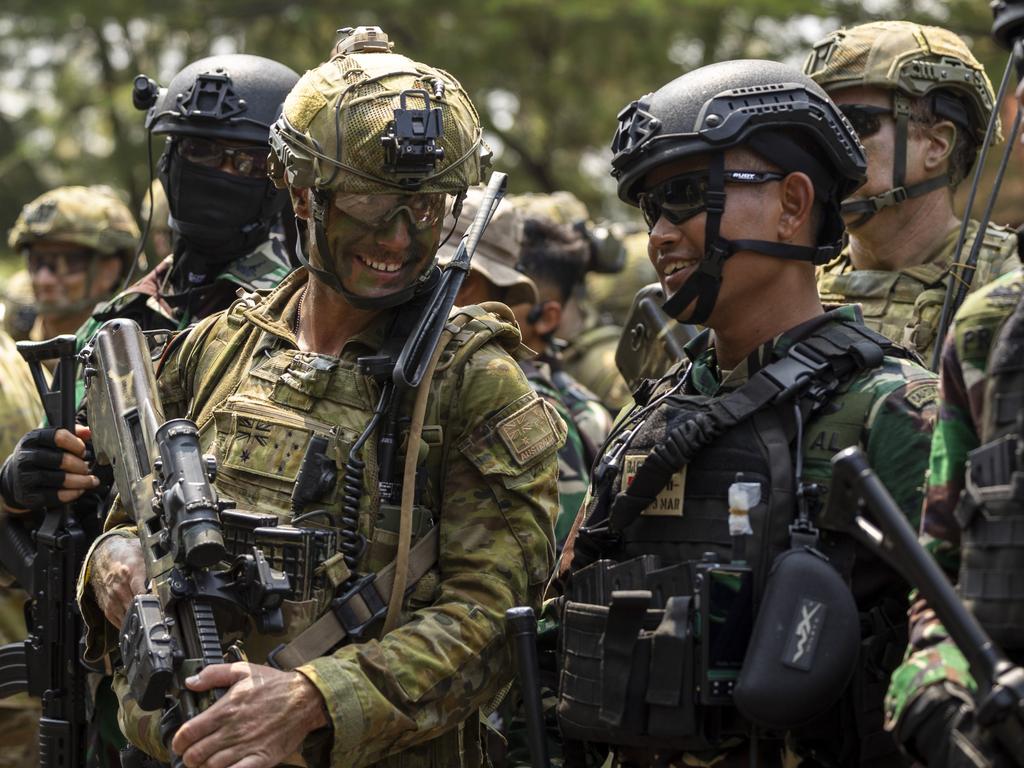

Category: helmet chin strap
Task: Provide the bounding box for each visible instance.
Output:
[660,153,822,325]
[841,92,951,229]
[296,189,439,311]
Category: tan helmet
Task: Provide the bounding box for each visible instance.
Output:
[269,27,487,196]
[9,185,140,260]
[804,21,998,145]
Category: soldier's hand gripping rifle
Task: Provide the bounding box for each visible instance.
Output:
[0,335,87,768]
[82,319,291,765]
[829,447,1024,766]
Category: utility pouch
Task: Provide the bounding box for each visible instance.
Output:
[733,547,859,729]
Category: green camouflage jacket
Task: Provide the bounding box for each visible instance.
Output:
[76,268,560,768]
[885,268,1024,731]
[557,306,937,766]
[560,324,632,414]
[817,220,1020,366]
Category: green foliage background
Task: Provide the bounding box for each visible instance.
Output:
[0,0,1019,279]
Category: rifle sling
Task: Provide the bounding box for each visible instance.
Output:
[271,526,439,670]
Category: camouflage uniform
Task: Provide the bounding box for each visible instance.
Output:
[77,33,559,768]
[76,269,560,767]
[558,306,938,767]
[0,329,45,768]
[818,221,1020,364]
[884,268,1024,731]
[806,22,1013,366]
[1,269,35,342]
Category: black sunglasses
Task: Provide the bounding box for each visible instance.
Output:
[638,170,785,229]
[177,137,270,178]
[838,104,891,140]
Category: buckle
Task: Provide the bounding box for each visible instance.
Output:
[329,573,387,640]
[763,343,829,401]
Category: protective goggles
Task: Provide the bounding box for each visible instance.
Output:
[638,170,784,229]
[838,104,890,140]
[331,191,448,232]
[26,248,96,277]
[177,137,270,178]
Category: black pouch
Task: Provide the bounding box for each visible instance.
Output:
[733,547,859,729]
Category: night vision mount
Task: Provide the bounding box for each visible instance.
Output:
[381,89,445,187]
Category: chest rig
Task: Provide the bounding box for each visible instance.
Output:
[817,223,1016,363]
[558,319,892,756]
[177,291,519,665]
[957,291,1024,650]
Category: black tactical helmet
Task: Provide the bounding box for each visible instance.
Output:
[993,0,1024,51]
[140,54,299,143]
[132,54,300,263]
[610,60,867,322]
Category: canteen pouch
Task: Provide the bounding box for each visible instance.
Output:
[733,546,859,729]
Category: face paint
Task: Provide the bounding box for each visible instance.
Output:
[313,205,442,301]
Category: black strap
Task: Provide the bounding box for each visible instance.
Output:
[609,320,887,531]
[646,595,691,707]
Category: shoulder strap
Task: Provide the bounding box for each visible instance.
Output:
[981,294,1024,444]
[608,321,887,530]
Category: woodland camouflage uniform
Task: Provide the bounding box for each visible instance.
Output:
[885,268,1024,729]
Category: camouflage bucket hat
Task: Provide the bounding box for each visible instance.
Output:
[9,185,140,258]
[437,186,538,306]
[804,20,1000,144]
[269,32,487,195]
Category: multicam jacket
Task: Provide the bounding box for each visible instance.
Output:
[557,306,937,767]
[76,268,560,768]
[817,220,1020,366]
[885,268,1024,730]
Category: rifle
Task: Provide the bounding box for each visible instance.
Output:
[0,335,87,768]
[615,282,697,391]
[82,319,291,766]
[828,447,1024,765]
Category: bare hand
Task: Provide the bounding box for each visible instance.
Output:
[90,535,146,628]
[172,662,328,768]
[0,425,98,511]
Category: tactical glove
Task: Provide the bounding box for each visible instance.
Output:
[901,683,1017,767]
[0,427,70,510]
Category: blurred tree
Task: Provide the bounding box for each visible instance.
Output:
[0,0,1018,273]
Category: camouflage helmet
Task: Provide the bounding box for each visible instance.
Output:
[8,185,140,260]
[268,27,487,195]
[804,21,999,145]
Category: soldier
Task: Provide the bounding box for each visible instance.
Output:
[553,60,938,767]
[0,329,44,768]
[805,21,1020,367]
[16,29,559,768]
[139,177,172,267]
[883,266,1023,767]
[77,53,300,343]
[8,185,139,341]
[439,189,608,550]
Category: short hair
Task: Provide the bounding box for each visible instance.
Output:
[909,94,977,190]
[516,217,590,304]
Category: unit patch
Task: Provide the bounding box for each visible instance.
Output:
[904,382,938,411]
[622,453,685,516]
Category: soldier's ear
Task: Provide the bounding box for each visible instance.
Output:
[777,171,815,245]
[923,120,957,172]
[291,187,312,220]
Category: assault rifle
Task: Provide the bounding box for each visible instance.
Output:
[0,335,87,768]
[82,319,291,766]
[829,447,1024,766]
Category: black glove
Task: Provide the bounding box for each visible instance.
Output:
[901,684,1017,767]
[0,427,69,510]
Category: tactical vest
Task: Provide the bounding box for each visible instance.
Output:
[558,319,905,763]
[957,291,1024,650]
[817,221,1017,364]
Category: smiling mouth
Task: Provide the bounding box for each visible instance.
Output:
[356,254,406,273]
[661,257,700,278]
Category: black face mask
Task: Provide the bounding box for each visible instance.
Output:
[159,144,289,266]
